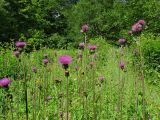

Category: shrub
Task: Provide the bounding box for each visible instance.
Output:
[141,33,160,84]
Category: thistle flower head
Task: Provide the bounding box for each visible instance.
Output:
[47,96,52,101]
[88,45,97,53]
[131,20,145,33]
[15,41,26,48]
[118,38,125,43]
[89,62,94,67]
[88,45,97,50]
[79,42,85,49]
[131,23,141,32]
[13,51,20,58]
[99,76,105,83]
[119,61,125,70]
[59,55,72,65]
[32,66,37,73]
[81,24,89,33]
[42,59,49,64]
[43,54,48,58]
[128,31,132,35]
[0,78,11,87]
[138,20,145,25]
[79,42,85,47]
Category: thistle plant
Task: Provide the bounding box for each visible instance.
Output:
[59,55,72,120]
[129,19,146,120]
[0,78,12,119]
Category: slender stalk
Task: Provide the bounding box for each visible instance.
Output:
[33,73,37,120]
[92,59,96,120]
[133,51,138,119]
[66,75,69,120]
[23,58,29,120]
[38,78,41,120]
[138,38,145,120]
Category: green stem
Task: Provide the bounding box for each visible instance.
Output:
[66,76,69,120]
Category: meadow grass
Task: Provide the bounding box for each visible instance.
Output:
[0,41,160,120]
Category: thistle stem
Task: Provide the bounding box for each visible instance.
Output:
[66,76,69,120]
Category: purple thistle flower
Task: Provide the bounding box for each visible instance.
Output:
[43,54,48,58]
[88,45,97,53]
[59,55,72,65]
[138,20,145,25]
[59,55,72,70]
[60,111,63,118]
[32,66,37,73]
[42,59,49,65]
[128,31,132,36]
[132,23,143,32]
[88,45,97,50]
[89,62,94,67]
[13,51,20,58]
[79,42,85,47]
[81,24,89,33]
[119,61,125,70]
[99,76,105,83]
[118,38,125,43]
[0,78,11,87]
[47,96,52,101]
[15,41,26,48]
[79,42,85,49]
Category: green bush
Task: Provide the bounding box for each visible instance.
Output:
[46,33,66,49]
[141,34,160,84]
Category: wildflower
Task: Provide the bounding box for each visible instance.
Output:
[132,23,142,32]
[0,78,11,88]
[131,20,145,33]
[99,76,105,83]
[128,31,132,35]
[47,96,52,101]
[89,62,94,67]
[42,59,49,66]
[32,66,37,73]
[13,51,20,58]
[119,61,125,70]
[60,111,63,118]
[88,45,97,53]
[59,55,72,69]
[79,42,85,50]
[43,54,48,58]
[81,24,89,33]
[118,38,125,43]
[138,20,145,25]
[15,41,26,48]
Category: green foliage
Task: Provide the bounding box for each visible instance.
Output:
[140,33,160,84]
[45,33,66,48]
[1,0,160,48]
